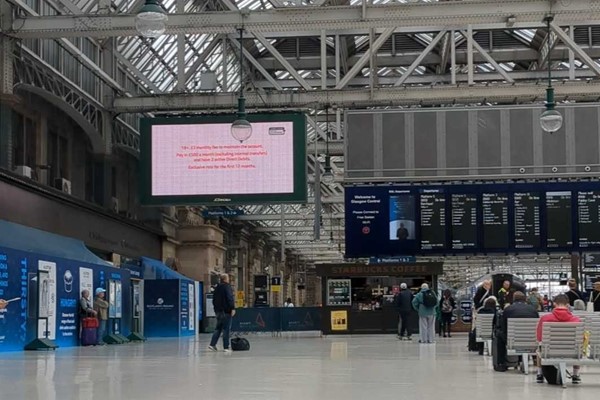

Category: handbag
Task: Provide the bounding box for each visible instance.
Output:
[231,336,250,351]
[587,292,600,312]
[82,317,99,329]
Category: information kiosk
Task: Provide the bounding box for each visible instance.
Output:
[318,262,443,335]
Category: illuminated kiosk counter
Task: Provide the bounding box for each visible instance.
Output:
[317,262,443,335]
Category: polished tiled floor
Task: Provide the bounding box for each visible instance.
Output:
[0,334,598,400]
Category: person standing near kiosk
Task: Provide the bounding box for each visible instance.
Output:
[412,283,438,344]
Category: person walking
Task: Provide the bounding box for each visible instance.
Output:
[473,280,492,310]
[412,283,438,344]
[284,297,294,308]
[395,283,414,340]
[93,288,109,345]
[591,281,600,312]
[439,289,456,338]
[208,274,236,353]
[527,288,543,312]
[565,279,585,306]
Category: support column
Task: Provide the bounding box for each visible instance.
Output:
[0,0,14,170]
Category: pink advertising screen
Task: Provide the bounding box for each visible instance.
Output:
[151,121,294,196]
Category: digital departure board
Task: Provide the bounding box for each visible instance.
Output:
[451,194,477,250]
[482,193,509,249]
[514,192,541,249]
[578,191,600,247]
[546,191,573,248]
[344,182,600,258]
[420,190,446,250]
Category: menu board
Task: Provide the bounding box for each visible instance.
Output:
[578,191,600,247]
[420,190,446,250]
[327,279,351,306]
[514,192,541,249]
[451,194,477,249]
[546,191,573,248]
[482,193,509,249]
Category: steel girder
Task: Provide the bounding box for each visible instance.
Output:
[9,1,600,39]
[14,46,141,155]
[112,81,600,113]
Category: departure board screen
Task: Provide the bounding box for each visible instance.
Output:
[451,194,477,250]
[420,190,446,250]
[578,191,600,247]
[344,182,600,258]
[546,191,573,248]
[482,193,509,249]
[514,192,541,249]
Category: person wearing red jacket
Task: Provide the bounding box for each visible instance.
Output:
[535,294,581,384]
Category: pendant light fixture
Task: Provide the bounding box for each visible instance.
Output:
[539,15,563,133]
[231,27,252,143]
[136,0,168,38]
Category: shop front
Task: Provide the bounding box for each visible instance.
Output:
[317,262,443,335]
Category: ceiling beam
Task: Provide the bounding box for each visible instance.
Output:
[112,80,600,113]
[10,1,598,39]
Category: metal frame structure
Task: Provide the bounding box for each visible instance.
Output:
[2,0,600,266]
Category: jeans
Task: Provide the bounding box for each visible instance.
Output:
[419,315,436,343]
[441,313,453,336]
[97,319,107,343]
[399,311,411,337]
[210,312,232,349]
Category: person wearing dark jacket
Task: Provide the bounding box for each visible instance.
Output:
[565,279,586,306]
[473,280,492,310]
[439,289,456,338]
[208,274,236,352]
[592,281,600,312]
[494,291,539,371]
[475,297,497,355]
[395,283,414,340]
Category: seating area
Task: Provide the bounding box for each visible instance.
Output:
[483,311,600,388]
[475,314,495,356]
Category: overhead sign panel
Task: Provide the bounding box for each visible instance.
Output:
[345,181,600,258]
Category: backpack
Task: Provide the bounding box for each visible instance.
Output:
[442,298,453,313]
[528,294,540,310]
[422,290,437,308]
[231,337,250,351]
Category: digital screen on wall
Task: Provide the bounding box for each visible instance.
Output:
[345,181,600,258]
[140,113,307,205]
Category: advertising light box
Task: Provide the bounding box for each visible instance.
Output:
[140,113,307,205]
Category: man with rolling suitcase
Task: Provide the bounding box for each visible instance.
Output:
[208,274,236,353]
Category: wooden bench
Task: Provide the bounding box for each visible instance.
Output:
[506,318,539,374]
[475,314,495,356]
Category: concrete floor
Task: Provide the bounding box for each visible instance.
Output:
[0,334,598,400]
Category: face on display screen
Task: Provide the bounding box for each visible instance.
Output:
[151,121,295,196]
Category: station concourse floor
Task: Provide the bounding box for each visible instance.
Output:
[0,334,598,400]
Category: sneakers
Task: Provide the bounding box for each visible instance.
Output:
[208,345,218,352]
[572,375,581,384]
[223,348,232,354]
[536,374,544,384]
[407,336,412,341]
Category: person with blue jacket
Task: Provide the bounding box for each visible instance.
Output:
[412,283,438,344]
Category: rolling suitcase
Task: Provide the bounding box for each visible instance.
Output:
[81,317,99,346]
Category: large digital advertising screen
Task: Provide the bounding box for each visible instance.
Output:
[140,113,307,205]
[345,181,600,258]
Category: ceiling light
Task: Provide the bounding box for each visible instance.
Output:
[136,0,168,38]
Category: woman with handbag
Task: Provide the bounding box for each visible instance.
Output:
[79,289,98,346]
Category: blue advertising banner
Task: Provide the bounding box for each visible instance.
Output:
[0,249,28,352]
[144,280,179,337]
[280,307,322,332]
[231,308,280,333]
[179,280,190,335]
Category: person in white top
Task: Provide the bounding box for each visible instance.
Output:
[284,297,294,307]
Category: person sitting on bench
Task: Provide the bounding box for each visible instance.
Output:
[535,294,581,384]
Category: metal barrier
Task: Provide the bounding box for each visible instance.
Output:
[231,307,322,333]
